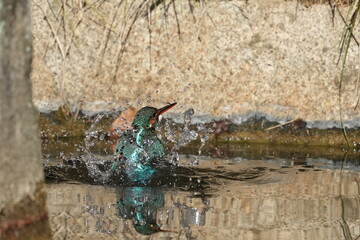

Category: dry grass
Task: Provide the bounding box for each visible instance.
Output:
[32,0,205,115]
[298,0,353,7]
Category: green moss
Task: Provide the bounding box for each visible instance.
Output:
[38,109,360,151]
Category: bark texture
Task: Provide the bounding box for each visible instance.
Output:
[0,0,44,213]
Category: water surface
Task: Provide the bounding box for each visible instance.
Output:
[43,138,360,239]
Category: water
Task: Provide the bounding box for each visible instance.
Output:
[38,110,360,239]
[42,135,360,240]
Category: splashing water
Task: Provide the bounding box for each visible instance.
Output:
[183,108,194,131]
[84,154,114,184]
[82,107,213,182]
[196,123,211,156]
[84,113,117,184]
[85,114,105,151]
[164,108,197,150]
[164,108,212,166]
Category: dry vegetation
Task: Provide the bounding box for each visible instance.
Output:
[297,0,353,7]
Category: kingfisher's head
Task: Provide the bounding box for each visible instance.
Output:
[131,102,177,129]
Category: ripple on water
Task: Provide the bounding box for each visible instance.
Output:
[45,154,360,240]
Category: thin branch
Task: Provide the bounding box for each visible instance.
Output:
[47,0,59,20]
[33,0,66,60]
[188,0,197,22]
[144,0,166,16]
[41,3,64,59]
[108,0,149,91]
[337,2,360,149]
[328,0,336,26]
[336,6,360,49]
[172,0,181,38]
[60,0,67,47]
[97,0,124,69]
[147,4,153,70]
[354,43,360,110]
[64,8,83,57]
[162,1,173,39]
[265,119,297,131]
[87,16,118,35]
[231,3,250,22]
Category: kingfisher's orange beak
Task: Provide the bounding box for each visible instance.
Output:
[148,102,177,127]
[157,102,177,116]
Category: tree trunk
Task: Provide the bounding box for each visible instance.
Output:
[0,0,51,238]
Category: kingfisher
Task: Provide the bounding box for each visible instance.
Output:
[111,102,177,183]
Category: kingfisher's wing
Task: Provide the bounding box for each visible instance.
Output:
[112,130,135,170]
[144,138,165,160]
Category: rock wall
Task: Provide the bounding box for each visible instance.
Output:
[31,0,360,128]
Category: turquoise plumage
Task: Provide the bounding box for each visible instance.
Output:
[112,103,176,183]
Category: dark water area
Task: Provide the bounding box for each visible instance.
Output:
[41,137,360,240]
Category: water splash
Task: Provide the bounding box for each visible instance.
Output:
[164,108,212,166]
[84,113,105,152]
[164,108,197,151]
[84,113,116,184]
[195,123,211,156]
[84,154,113,184]
[80,107,213,183]
[183,108,194,131]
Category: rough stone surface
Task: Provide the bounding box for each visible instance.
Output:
[31,0,360,127]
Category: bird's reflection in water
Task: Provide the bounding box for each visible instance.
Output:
[115,187,169,235]
[115,186,209,236]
